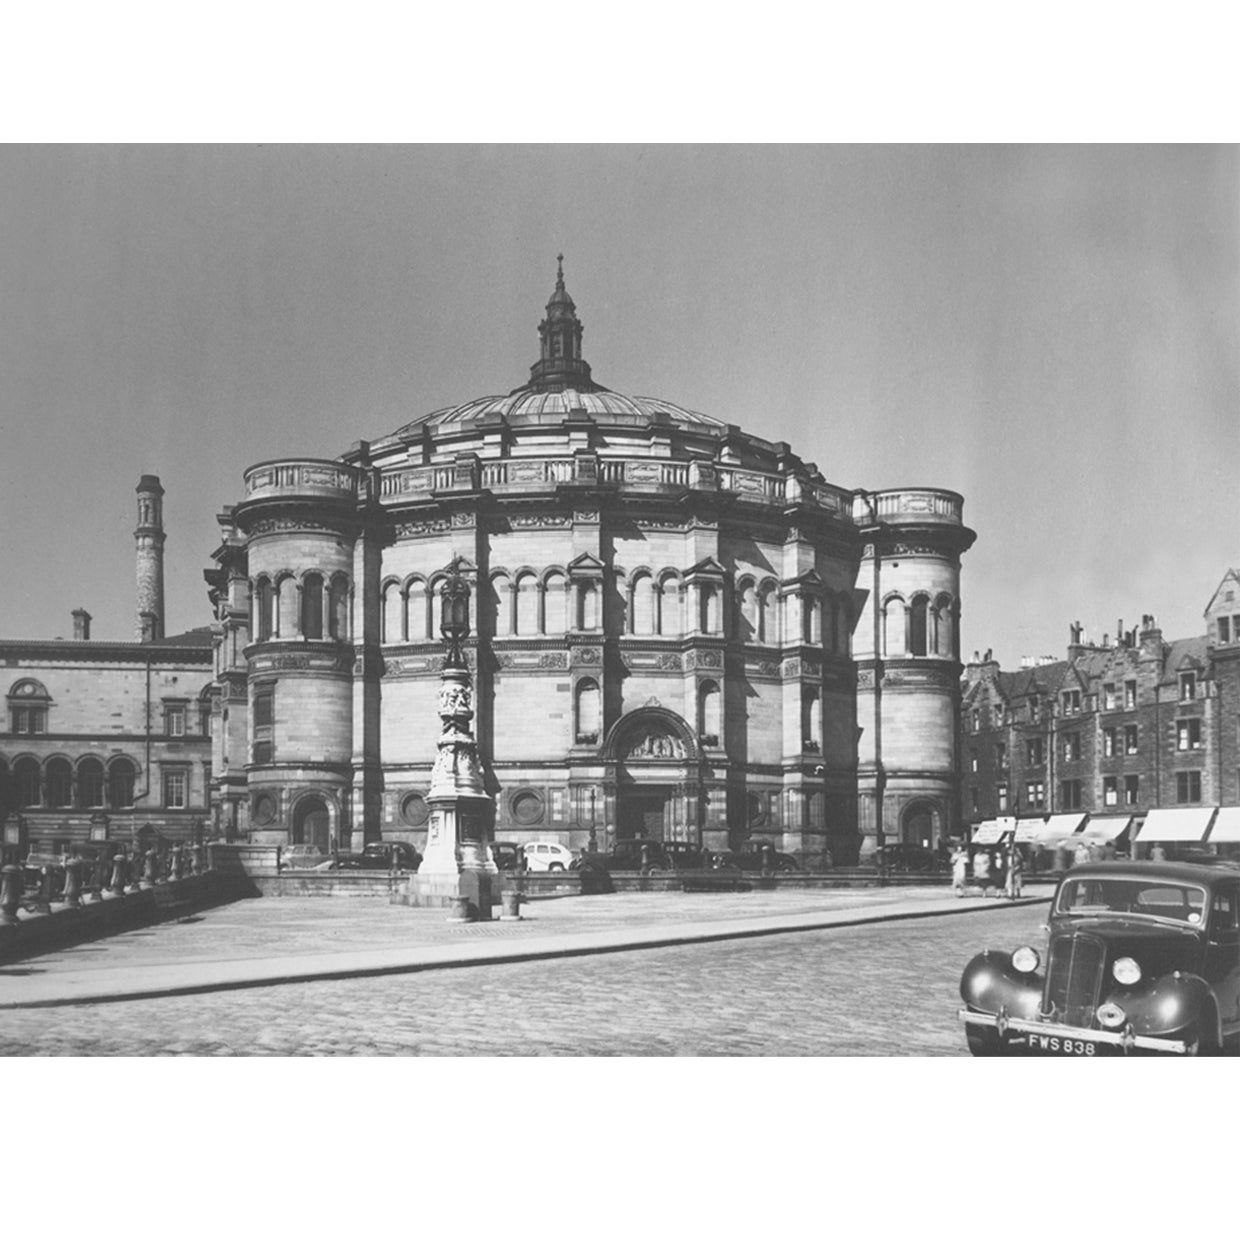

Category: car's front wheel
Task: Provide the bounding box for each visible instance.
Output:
[548,863,564,872]
[1188,1001,1224,1056]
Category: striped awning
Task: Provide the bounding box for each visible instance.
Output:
[1134,807,1217,843]
[1079,816,1133,842]
[1207,806,1240,844]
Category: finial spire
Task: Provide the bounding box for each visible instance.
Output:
[556,253,564,286]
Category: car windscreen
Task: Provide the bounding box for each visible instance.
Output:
[1055,877,1207,925]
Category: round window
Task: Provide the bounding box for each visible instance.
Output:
[400,792,429,827]
[511,789,544,825]
[252,794,276,826]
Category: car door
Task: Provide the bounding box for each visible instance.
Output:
[1205,881,1240,1038]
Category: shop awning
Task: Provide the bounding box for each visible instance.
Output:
[1207,806,1240,844]
[1030,813,1088,843]
[1014,817,1048,842]
[972,819,1016,845]
[1134,807,1217,843]
[1079,816,1133,842]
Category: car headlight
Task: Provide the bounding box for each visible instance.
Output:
[1011,946,1040,974]
[1097,1002,1127,1029]
[1112,957,1142,986]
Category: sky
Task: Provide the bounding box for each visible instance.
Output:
[1,144,1235,666]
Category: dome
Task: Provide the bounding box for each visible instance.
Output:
[383,258,727,443]
[390,387,726,437]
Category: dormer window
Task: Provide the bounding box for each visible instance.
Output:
[1062,689,1081,715]
[1179,672,1197,702]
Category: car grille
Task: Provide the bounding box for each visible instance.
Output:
[1044,934,1105,1027]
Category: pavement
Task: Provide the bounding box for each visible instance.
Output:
[0,884,1048,1010]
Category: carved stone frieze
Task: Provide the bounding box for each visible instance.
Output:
[510,513,569,530]
[622,729,686,761]
[249,517,344,536]
[452,511,476,528]
[396,518,451,538]
[573,510,600,524]
[573,647,602,665]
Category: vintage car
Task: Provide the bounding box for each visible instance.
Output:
[711,839,801,873]
[958,860,1240,1056]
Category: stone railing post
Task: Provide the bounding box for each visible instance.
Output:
[1,863,21,925]
[171,844,185,881]
[63,857,85,908]
[142,847,160,887]
[110,851,129,896]
[86,852,107,902]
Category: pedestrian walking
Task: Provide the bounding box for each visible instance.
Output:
[1074,840,1091,868]
[951,845,968,897]
[972,847,991,896]
[1006,844,1023,898]
[991,847,1006,898]
[1151,842,1167,863]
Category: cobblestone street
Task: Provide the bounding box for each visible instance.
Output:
[0,894,1048,1055]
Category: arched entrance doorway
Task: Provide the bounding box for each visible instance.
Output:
[901,799,940,849]
[603,707,703,845]
[292,795,332,853]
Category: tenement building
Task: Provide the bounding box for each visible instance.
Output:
[206,263,976,865]
[0,476,215,854]
[961,568,1240,832]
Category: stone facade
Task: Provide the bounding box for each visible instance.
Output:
[0,477,215,852]
[961,567,1240,828]
[207,264,975,865]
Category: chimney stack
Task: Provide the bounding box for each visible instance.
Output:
[135,475,166,642]
[72,608,92,641]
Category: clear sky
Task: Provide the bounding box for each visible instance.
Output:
[1,144,1235,665]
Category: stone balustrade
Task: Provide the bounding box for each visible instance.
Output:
[852,488,965,526]
[244,459,359,502]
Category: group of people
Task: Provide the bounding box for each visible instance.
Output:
[951,839,1023,899]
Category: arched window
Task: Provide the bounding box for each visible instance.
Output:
[631,574,655,636]
[758,586,777,644]
[108,759,137,810]
[301,572,324,639]
[46,757,72,808]
[910,596,929,657]
[577,580,599,631]
[883,598,906,656]
[544,572,567,635]
[574,679,600,744]
[382,582,402,644]
[329,576,350,640]
[277,575,299,638]
[802,687,822,753]
[254,579,274,641]
[699,681,721,746]
[78,757,105,809]
[739,583,758,642]
[492,576,512,637]
[515,573,539,636]
[660,576,683,637]
[824,594,838,653]
[934,594,954,657]
[407,580,429,641]
[700,583,721,634]
[15,757,42,807]
[802,595,821,644]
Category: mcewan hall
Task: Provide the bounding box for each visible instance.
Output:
[3,264,976,867]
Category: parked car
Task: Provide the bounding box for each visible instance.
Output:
[660,841,712,871]
[523,841,575,872]
[361,841,422,871]
[490,841,523,871]
[877,844,944,874]
[573,838,672,873]
[712,839,800,873]
[958,860,1240,1056]
[281,844,327,870]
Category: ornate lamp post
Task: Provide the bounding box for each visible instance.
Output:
[408,557,498,917]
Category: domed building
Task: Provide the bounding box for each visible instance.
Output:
[205,261,975,866]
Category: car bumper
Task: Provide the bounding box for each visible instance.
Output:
[958,1008,1189,1055]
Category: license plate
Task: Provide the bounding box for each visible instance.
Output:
[1029,1033,1098,1056]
